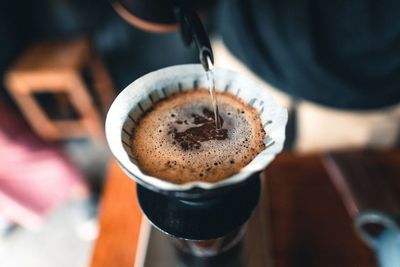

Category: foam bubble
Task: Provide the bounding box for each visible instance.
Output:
[131,89,265,184]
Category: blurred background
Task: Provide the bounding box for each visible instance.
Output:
[0,0,199,266]
[1,0,400,266]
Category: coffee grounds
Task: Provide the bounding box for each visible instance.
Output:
[173,108,228,151]
[131,89,265,184]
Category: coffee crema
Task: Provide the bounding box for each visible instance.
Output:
[130,89,265,184]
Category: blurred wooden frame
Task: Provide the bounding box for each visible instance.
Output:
[4,38,115,143]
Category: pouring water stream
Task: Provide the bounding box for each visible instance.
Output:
[204,54,221,131]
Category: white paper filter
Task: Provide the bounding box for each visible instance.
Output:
[106,64,288,191]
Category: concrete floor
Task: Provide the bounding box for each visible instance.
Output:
[0,139,109,267]
[0,200,98,267]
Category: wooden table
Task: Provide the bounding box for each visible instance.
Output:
[90,151,400,267]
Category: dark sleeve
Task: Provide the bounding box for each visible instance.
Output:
[215,0,400,109]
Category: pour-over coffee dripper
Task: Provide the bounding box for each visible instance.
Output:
[105,64,287,256]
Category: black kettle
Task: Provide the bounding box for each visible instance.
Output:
[112,0,217,70]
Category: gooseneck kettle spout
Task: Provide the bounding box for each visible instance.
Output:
[112,0,216,71]
[175,7,214,71]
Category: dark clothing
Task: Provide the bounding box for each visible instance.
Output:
[0,0,198,94]
[216,0,400,109]
[2,0,400,109]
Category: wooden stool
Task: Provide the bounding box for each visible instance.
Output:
[4,38,114,143]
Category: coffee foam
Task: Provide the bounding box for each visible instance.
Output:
[131,89,265,184]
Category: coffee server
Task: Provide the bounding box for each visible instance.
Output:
[106,61,288,266]
[107,1,287,266]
